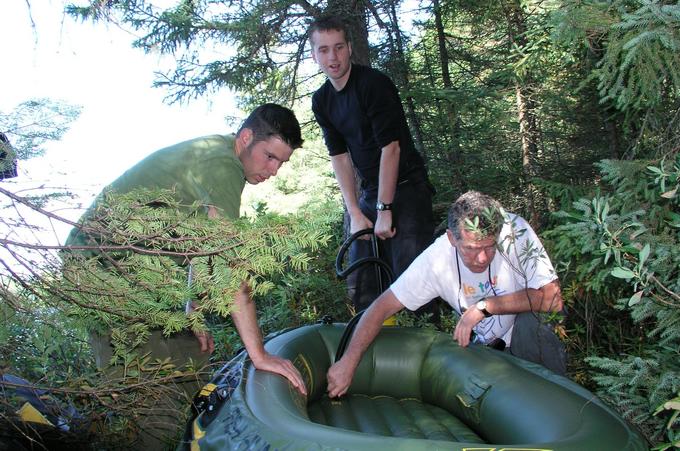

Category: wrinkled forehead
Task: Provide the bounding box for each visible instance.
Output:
[459,227,497,246]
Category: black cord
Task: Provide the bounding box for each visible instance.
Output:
[334,228,395,361]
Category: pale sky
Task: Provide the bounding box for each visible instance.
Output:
[0,0,250,254]
[1,0,240,208]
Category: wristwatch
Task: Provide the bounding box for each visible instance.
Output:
[376,201,393,211]
[476,299,492,318]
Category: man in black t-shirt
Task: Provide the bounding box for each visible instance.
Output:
[309,15,437,316]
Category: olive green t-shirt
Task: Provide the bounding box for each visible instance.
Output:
[66,134,245,246]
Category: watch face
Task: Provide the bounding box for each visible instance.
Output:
[476,300,491,318]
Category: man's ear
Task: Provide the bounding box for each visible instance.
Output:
[238,127,254,149]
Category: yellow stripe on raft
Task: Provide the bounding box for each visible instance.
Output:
[382,315,397,326]
[199,383,217,397]
[190,417,206,451]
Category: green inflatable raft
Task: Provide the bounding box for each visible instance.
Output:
[185,323,646,450]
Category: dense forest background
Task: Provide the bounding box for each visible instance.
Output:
[1,0,678,449]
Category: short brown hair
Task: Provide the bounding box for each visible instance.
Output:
[308,15,351,46]
[237,103,303,150]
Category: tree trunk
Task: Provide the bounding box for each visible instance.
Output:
[388,2,427,158]
[433,0,463,190]
[515,82,540,220]
[325,0,370,65]
[605,116,621,158]
[502,0,541,224]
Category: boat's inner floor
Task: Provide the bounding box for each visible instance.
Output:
[307,394,485,443]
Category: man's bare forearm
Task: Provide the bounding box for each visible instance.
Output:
[331,153,361,215]
[231,282,267,362]
[377,140,400,206]
[337,289,404,368]
[484,280,563,315]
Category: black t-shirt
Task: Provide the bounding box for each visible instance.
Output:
[312,64,426,189]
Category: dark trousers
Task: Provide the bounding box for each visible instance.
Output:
[347,179,437,317]
[90,331,210,450]
[508,312,568,376]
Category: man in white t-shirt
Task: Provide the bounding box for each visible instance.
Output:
[327,191,567,398]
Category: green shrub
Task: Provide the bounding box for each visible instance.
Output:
[546,155,679,447]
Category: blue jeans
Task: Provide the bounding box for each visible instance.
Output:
[346,179,436,315]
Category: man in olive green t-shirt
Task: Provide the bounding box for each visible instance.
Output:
[65,104,307,447]
[97,133,246,219]
[67,103,307,392]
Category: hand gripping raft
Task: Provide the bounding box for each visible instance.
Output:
[183,324,647,451]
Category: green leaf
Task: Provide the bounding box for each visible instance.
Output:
[639,243,650,266]
[614,249,622,266]
[628,290,643,306]
[622,245,640,254]
[611,267,636,279]
[669,212,680,228]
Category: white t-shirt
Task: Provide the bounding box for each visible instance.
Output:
[391,214,557,345]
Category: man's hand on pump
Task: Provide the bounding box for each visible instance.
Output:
[349,211,374,240]
[374,210,395,239]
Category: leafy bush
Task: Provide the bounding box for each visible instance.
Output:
[546,155,679,447]
[1,187,347,448]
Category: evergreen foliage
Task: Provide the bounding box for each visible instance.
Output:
[0,98,82,160]
[551,0,680,158]
[596,1,680,111]
[547,154,679,447]
[66,0,319,105]
[60,187,336,359]
[1,184,347,446]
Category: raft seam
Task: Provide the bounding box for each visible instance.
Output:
[400,398,430,439]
